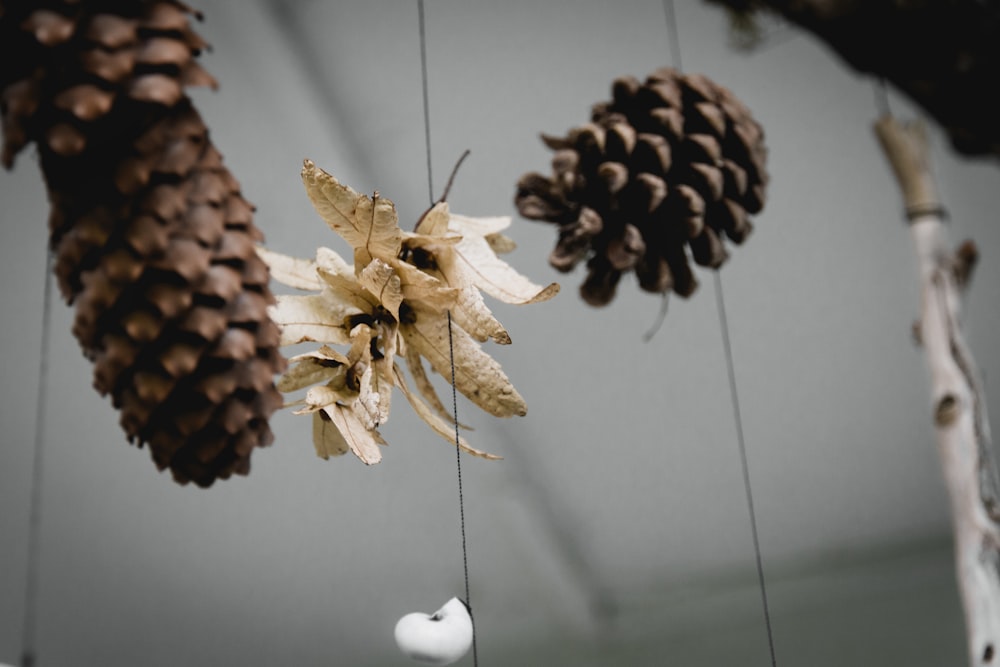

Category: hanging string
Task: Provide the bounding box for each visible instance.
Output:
[417,1,478,664]
[418,0,434,205]
[662,2,777,664]
[21,251,54,667]
[447,311,477,665]
[713,274,778,667]
[662,0,683,72]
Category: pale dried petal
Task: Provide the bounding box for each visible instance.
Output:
[277,348,347,393]
[322,403,384,464]
[278,346,349,392]
[393,364,499,460]
[450,281,510,344]
[316,269,377,314]
[402,233,462,252]
[448,211,511,237]
[358,258,403,320]
[304,384,341,409]
[355,363,389,429]
[256,246,322,291]
[313,412,349,459]
[403,308,527,418]
[449,213,560,305]
[414,201,450,236]
[316,246,355,278]
[301,159,402,267]
[486,233,517,255]
[393,261,459,311]
[403,339,471,429]
[346,322,375,366]
[373,321,400,409]
[269,294,354,346]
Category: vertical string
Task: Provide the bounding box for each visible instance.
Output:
[662,1,777,664]
[417,0,434,205]
[713,274,778,667]
[21,252,54,667]
[447,312,477,665]
[662,0,683,71]
[417,1,478,664]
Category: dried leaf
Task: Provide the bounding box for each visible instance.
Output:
[301,159,402,267]
[414,201,451,236]
[358,258,403,320]
[277,346,348,393]
[403,340,472,429]
[269,294,354,346]
[303,384,341,410]
[450,280,511,344]
[393,364,499,460]
[313,411,349,459]
[403,304,527,418]
[392,260,458,311]
[322,403,384,464]
[410,205,558,343]
[355,362,390,429]
[317,268,378,314]
[486,233,517,255]
[256,246,322,291]
[316,246,355,278]
[449,212,560,305]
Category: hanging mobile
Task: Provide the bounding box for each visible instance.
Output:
[396,3,479,664]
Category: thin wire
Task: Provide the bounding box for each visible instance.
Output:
[448,312,477,665]
[21,252,54,667]
[713,273,778,667]
[663,0,683,71]
[662,0,777,662]
[418,2,477,663]
[418,0,434,203]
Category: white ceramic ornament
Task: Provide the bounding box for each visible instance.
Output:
[394,597,473,665]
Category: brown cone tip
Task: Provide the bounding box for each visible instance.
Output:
[514,67,768,307]
[1,0,286,487]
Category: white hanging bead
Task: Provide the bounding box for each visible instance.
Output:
[394,597,473,665]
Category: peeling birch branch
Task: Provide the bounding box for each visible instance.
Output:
[874,115,1000,667]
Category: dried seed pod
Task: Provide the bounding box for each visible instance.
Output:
[515,67,768,307]
[0,1,285,486]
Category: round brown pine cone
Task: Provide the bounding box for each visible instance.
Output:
[0,1,285,486]
[515,67,768,306]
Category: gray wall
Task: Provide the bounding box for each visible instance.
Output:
[1,1,997,664]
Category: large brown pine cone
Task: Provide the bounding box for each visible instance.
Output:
[515,67,768,306]
[0,0,285,487]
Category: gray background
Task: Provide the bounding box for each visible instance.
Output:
[2,1,999,665]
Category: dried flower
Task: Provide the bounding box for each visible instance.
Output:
[259,160,558,463]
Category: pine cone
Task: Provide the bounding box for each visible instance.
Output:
[0,1,285,487]
[515,67,768,306]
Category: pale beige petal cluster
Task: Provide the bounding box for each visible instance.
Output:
[259,159,558,464]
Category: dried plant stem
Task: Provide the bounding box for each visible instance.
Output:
[875,115,1000,667]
